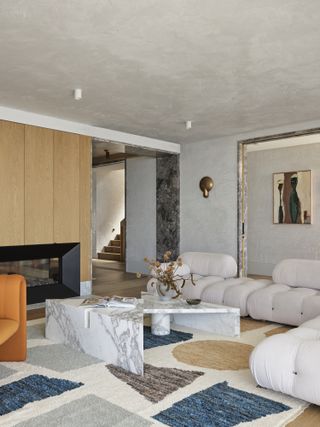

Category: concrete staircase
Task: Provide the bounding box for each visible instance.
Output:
[98,234,121,261]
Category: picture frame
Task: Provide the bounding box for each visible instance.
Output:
[273,170,311,224]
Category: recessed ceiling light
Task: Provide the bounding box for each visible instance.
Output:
[185,120,192,130]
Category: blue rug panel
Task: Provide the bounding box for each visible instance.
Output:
[144,326,193,349]
[0,374,83,416]
[153,381,291,427]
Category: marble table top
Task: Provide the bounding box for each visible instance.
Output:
[142,293,239,314]
[52,294,239,317]
[53,297,144,323]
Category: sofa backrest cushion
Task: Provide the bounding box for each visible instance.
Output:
[273,259,320,290]
[180,252,237,278]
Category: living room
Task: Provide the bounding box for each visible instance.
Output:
[1,1,320,426]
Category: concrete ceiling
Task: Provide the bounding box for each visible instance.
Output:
[1,0,320,143]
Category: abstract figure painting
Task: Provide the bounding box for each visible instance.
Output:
[273,170,311,224]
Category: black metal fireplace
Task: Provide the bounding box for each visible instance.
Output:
[0,243,80,304]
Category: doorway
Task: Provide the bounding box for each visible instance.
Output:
[92,140,126,272]
[238,128,320,278]
[91,138,176,297]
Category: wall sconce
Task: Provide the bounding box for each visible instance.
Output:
[199,176,214,198]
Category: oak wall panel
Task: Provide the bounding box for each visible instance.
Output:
[0,121,25,245]
[25,125,54,244]
[79,135,92,281]
[0,121,92,283]
[53,131,80,243]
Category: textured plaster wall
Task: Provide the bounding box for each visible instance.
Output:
[180,120,320,269]
[180,138,237,259]
[247,144,320,275]
[126,157,157,274]
[92,163,125,256]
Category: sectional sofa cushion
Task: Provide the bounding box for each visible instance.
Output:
[179,276,223,300]
[201,278,271,316]
[180,252,237,278]
[247,285,320,326]
[250,315,320,405]
[273,258,320,290]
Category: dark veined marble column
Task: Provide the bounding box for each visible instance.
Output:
[156,154,180,260]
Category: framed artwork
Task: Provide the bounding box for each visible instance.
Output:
[273,170,311,224]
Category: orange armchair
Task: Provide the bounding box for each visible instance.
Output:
[0,274,27,361]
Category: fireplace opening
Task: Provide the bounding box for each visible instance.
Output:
[0,258,60,287]
[0,243,80,305]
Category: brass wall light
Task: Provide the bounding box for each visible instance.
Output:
[199,176,214,198]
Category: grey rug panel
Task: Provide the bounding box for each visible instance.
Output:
[0,365,16,380]
[27,323,45,340]
[15,394,151,427]
[27,344,101,372]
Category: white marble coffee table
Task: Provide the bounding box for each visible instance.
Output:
[142,293,240,337]
[45,295,240,375]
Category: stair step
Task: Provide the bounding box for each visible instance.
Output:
[98,252,121,261]
[103,245,120,254]
[110,240,121,247]
[115,234,121,240]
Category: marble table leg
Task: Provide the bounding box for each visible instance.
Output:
[151,313,171,335]
[173,312,240,337]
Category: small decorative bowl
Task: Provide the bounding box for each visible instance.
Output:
[186,299,201,305]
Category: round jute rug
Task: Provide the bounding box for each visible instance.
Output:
[172,340,254,370]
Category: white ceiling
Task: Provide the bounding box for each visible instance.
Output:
[1,0,320,143]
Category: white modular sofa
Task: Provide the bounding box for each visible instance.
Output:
[147,251,237,298]
[247,259,320,326]
[250,315,320,405]
[249,258,320,405]
[179,252,271,316]
[178,252,238,298]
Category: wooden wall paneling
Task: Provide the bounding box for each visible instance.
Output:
[25,125,54,244]
[79,135,92,281]
[53,131,80,243]
[0,121,25,246]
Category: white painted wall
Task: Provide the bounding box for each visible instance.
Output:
[93,164,125,256]
[247,144,320,275]
[126,157,156,274]
[180,119,320,268]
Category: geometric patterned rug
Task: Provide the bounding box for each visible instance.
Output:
[0,317,309,427]
[153,381,291,427]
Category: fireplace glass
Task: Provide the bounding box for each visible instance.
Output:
[0,258,60,287]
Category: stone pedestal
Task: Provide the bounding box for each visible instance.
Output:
[151,313,171,335]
